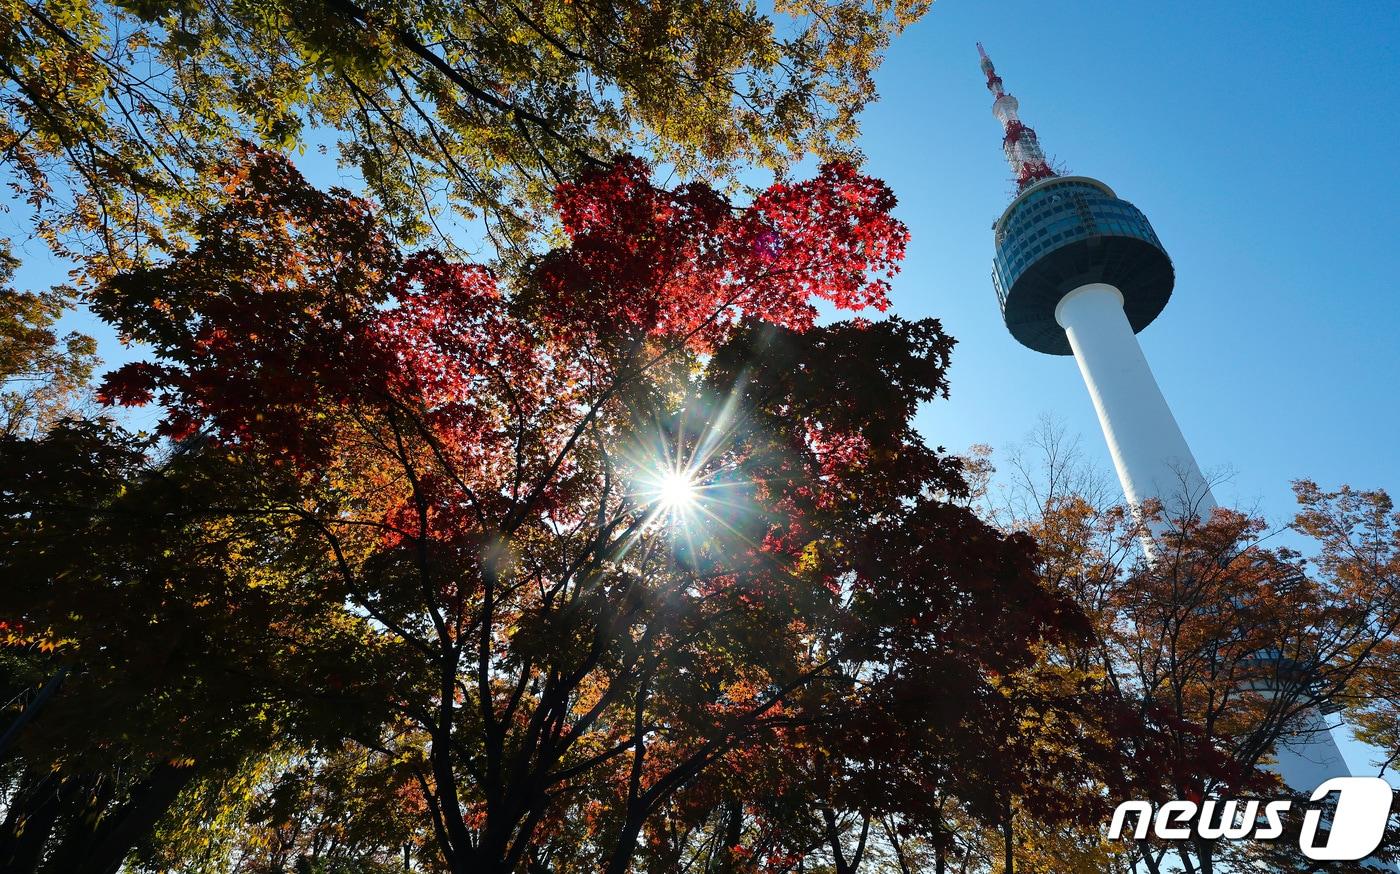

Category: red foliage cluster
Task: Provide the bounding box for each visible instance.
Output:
[535,157,906,350]
[93,149,398,463]
[367,252,551,488]
[97,155,909,476]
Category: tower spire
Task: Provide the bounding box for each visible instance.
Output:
[977,43,1057,190]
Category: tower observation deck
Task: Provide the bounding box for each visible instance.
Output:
[992,175,1174,356]
[976,43,1372,823]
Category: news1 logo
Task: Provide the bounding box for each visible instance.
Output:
[1109,777,1395,861]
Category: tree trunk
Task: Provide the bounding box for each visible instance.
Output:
[1190,836,1213,874]
[0,667,69,760]
[1136,841,1163,874]
[884,817,917,874]
[1175,843,1200,874]
[1001,796,1014,874]
[0,771,64,873]
[43,761,197,874]
[601,815,646,874]
[820,806,853,874]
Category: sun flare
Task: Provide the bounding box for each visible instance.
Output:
[654,469,700,514]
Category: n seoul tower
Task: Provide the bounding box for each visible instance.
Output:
[975,43,1355,796]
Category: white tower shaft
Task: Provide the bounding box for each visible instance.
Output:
[1053,283,1214,522]
[1053,282,1357,800]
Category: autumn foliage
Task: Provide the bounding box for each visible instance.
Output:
[0,147,1135,872]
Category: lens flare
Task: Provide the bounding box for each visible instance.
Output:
[655,469,700,513]
[621,372,758,554]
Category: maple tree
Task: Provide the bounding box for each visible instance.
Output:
[0,242,96,438]
[1294,480,1400,777]
[0,419,410,873]
[190,743,424,873]
[1109,510,1399,873]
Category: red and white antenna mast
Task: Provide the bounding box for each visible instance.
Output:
[977,42,1057,190]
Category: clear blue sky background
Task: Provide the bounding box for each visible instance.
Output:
[866,0,1400,531]
[4,0,1397,777]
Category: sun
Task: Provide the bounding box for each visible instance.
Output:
[654,469,700,514]
[626,384,754,536]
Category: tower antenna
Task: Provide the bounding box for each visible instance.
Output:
[977,43,1057,190]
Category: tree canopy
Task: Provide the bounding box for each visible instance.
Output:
[2,0,929,277]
